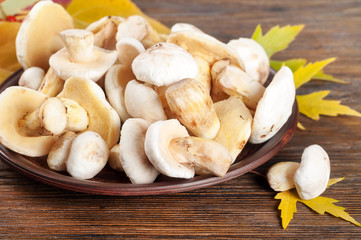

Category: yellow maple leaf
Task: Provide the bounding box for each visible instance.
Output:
[252,24,304,58]
[275,178,361,229]
[0,21,21,84]
[297,91,361,120]
[66,0,170,34]
[275,189,299,229]
[293,58,336,89]
[270,59,347,84]
[299,197,361,227]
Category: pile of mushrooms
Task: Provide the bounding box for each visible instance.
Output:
[0,1,296,184]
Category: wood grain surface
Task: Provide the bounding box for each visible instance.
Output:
[1,0,360,239]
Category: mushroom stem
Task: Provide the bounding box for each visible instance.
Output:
[60,29,95,63]
[18,97,89,136]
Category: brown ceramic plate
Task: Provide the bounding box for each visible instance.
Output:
[0,69,298,196]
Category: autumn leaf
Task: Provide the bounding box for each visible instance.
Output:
[275,178,361,229]
[293,58,336,89]
[270,59,347,84]
[299,197,361,227]
[297,91,361,120]
[275,189,299,229]
[66,0,170,34]
[252,24,304,58]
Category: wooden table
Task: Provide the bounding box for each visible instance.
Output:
[1,0,360,238]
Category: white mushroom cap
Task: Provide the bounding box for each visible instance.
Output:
[124,80,167,123]
[132,42,198,86]
[116,37,145,66]
[66,131,109,180]
[294,145,330,200]
[227,38,270,84]
[0,87,56,157]
[171,23,204,33]
[18,67,44,90]
[249,66,295,144]
[144,119,195,179]
[16,0,73,70]
[120,118,159,184]
[49,29,117,82]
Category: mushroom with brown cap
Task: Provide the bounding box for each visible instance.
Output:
[249,66,295,144]
[294,144,330,200]
[120,118,159,184]
[0,87,57,157]
[132,42,198,86]
[49,29,117,82]
[16,0,73,70]
[57,76,121,148]
[66,131,109,180]
[18,67,44,90]
[227,38,270,85]
[124,80,167,123]
[144,119,195,179]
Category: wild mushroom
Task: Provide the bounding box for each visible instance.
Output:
[47,131,77,171]
[170,136,232,177]
[171,23,204,33]
[144,119,194,179]
[18,67,44,90]
[38,67,64,97]
[0,87,56,157]
[167,30,245,70]
[86,16,124,50]
[16,0,73,70]
[124,80,167,123]
[249,66,295,144]
[210,59,231,102]
[116,37,145,66]
[104,64,133,122]
[227,38,270,84]
[214,64,265,110]
[132,42,198,86]
[57,76,121,148]
[214,96,253,163]
[194,56,211,93]
[66,131,109,180]
[49,29,117,82]
[116,15,161,49]
[120,118,159,184]
[165,78,220,139]
[18,97,88,136]
[294,145,330,200]
[267,161,300,192]
[108,144,123,172]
